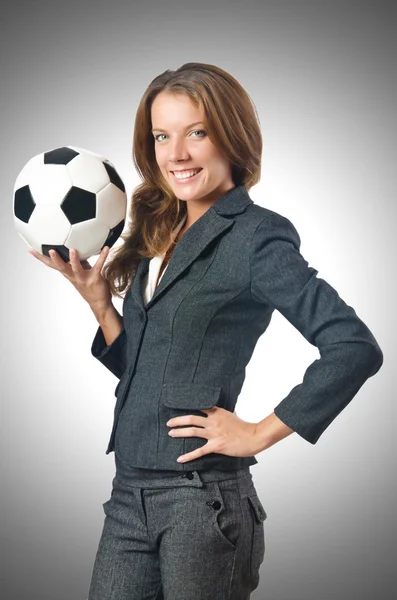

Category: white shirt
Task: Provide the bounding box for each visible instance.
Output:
[142,213,188,307]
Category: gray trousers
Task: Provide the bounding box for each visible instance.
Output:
[87,464,267,600]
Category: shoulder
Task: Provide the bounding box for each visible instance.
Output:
[246,202,296,226]
[245,203,301,249]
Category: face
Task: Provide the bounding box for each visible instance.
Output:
[151,91,235,206]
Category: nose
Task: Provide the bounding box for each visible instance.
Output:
[168,136,190,163]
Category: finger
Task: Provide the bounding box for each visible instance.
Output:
[28,248,60,269]
[68,248,84,274]
[177,447,207,463]
[94,246,110,273]
[48,249,73,278]
[28,248,47,264]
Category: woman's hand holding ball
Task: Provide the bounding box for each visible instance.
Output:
[28,245,113,313]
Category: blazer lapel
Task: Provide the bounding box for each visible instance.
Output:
[145,209,235,310]
[127,185,253,312]
[129,255,150,311]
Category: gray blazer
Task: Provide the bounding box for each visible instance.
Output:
[91,185,383,471]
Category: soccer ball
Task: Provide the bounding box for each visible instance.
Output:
[13,146,127,262]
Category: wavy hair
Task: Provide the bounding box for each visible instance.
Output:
[102,62,263,299]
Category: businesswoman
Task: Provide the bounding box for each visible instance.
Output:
[29,62,383,600]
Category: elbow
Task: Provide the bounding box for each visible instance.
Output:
[362,340,384,377]
[373,344,384,375]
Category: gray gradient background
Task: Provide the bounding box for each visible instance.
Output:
[1,1,395,598]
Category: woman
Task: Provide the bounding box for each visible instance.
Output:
[29,63,383,600]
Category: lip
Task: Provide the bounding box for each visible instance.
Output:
[170,168,202,174]
[170,168,203,183]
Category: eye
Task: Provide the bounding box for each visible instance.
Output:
[191,130,206,138]
[153,130,207,142]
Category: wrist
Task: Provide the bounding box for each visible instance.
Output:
[90,301,115,324]
[254,411,295,452]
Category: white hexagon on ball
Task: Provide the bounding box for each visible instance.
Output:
[29,164,72,206]
[66,153,110,194]
[66,218,110,258]
[97,183,128,229]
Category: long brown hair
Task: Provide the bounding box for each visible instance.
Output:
[103,62,263,299]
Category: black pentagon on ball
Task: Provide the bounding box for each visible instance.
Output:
[44,147,79,165]
[14,185,35,223]
[42,244,70,263]
[103,162,125,193]
[61,187,96,224]
[102,219,125,249]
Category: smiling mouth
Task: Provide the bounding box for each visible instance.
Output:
[170,168,203,182]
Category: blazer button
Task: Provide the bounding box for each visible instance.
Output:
[186,471,194,480]
[206,500,222,510]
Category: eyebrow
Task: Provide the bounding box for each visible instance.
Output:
[151,121,205,133]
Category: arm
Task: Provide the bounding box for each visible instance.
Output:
[90,303,127,380]
[250,212,384,445]
[254,412,296,452]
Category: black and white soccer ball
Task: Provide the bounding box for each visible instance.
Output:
[13,146,127,262]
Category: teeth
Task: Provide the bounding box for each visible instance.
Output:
[173,169,201,180]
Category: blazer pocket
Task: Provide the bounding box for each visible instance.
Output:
[161,382,222,410]
[247,494,267,582]
[159,383,222,458]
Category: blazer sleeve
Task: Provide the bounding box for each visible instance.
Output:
[91,319,128,380]
[250,212,384,444]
